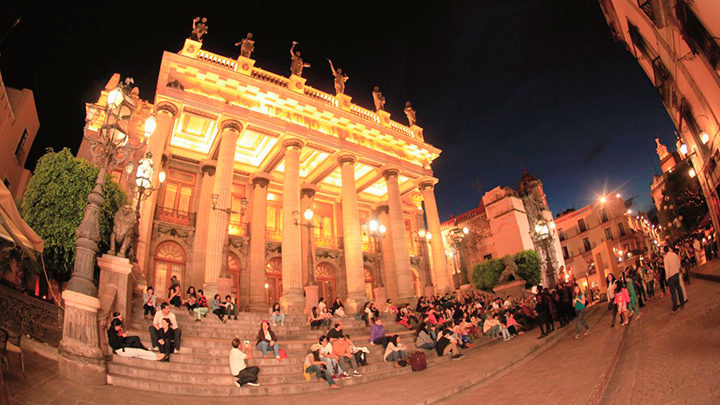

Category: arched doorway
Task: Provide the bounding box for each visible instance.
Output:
[364,267,374,299]
[265,258,282,306]
[315,263,337,304]
[411,267,422,298]
[153,242,186,299]
[228,253,241,298]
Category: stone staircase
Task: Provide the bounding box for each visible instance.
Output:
[106,302,474,396]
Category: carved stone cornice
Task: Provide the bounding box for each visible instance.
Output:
[156,102,179,117]
[262,149,286,173]
[221,119,243,132]
[282,138,304,150]
[311,162,339,185]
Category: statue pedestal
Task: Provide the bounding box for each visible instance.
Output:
[335,93,352,111]
[58,290,106,385]
[130,262,147,295]
[98,254,133,326]
[289,75,306,94]
[424,286,435,298]
[492,279,527,299]
[377,110,392,127]
[235,55,255,76]
[281,288,306,314]
[217,276,232,300]
[180,38,202,58]
[373,286,387,312]
[304,285,319,315]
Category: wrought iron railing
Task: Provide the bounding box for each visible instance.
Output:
[155,207,196,227]
[0,283,64,347]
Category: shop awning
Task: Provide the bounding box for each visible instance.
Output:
[0,182,43,254]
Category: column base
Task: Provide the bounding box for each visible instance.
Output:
[58,290,106,385]
[280,288,305,314]
[373,287,387,312]
[203,281,218,302]
[217,276,232,299]
[424,286,435,298]
[345,290,367,315]
[248,296,268,313]
[303,285,319,315]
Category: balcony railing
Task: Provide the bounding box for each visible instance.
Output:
[0,283,64,347]
[266,227,282,242]
[315,235,341,250]
[229,221,249,237]
[155,207,196,227]
[361,240,374,253]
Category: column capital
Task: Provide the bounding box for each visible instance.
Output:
[375,204,390,215]
[221,119,243,133]
[200,160,217,176]
[282,138,304,150]
[382,168,400,180]
[156,102,179,117]
[250,172,272,188]
[337,154,357,166]
[301,183,318,199]
[418,179,437,191]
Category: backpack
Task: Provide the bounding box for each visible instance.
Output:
[353,351,368,366]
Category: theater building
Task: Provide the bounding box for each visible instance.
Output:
[79,37,450,313]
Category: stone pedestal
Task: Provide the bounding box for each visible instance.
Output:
[289,75,306,94]
[235,55,255,75]
[304,285,319,315]
[336,93,352,111]
[280,289,305,314]
[492,279,527,299]
[98,254,133,325]
[179,38,202,58]
[373,287,387,312]
[424,286,435,298]
[217,276,232,299]
[58,290,106,385]
[130,262,147,295]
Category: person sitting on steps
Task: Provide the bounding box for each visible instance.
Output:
[229,338,260,387]
[332,335,362,377]
[269,302,285,326]
[330,298,346,317]
[415,323,437,350]
[307,306,324,330]
[108,312,145,349]
[370,317,391,347]
[108,319,164,361]
[193,289,209,321]
[156,317,175,362]
[436,327,463,360]
[149,302,182,353]
[143,286,157,319]
[211,293,228,323]
[383,335,408,367]
[304,344,341,389]
[319,335,346,378]
[184,286,197,314]
[327,321,344,342]
[224,295,238,320]
[256,320,282,361]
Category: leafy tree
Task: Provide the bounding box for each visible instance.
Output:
[20,148,127,287]
[471,250,542,290]
[657,160,708,242]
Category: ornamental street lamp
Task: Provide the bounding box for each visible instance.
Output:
[60,80,153,384]
[412,228,434,294]
[211,193,248,288]
[533,218,557,287]
[294,208,323,286]
[124,151,165,263]
[446,222,469,289]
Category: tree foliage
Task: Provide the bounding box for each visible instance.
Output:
[657,160,708,242]
[472,249,542,291]
[20,148,127,285]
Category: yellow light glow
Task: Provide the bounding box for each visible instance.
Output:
[701,132,710,144]
[689,168,697,178]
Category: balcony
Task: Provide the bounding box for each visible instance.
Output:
[315,235,341,250]
[155,207,196,227]
[266,227,282,242]
[229,221,248,237]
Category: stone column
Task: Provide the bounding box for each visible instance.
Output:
[338,155,367,313]
[58,290,105,385]
[137,103,178,276]
[383,169,415,302]
[280,139,305,313]
[204,120,242,298]
[248,173,271,311]
[420,181,451,293]
[377,205,398,300]
[192,162,215,290]
[300,184,319,314]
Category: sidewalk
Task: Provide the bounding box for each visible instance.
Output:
[6,311,586,405]
[691,258,720,282]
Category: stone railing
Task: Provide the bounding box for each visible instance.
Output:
[229,220,249,237]
[196,50,238,71]
[266,227,282,242]
[0,283,64,347]
[315,235,341,250]
[251,68,289,88]
[349,104,380,124]
[303,87,339,107]
[155,207,196,228]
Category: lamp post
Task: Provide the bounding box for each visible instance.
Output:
[124,151,165,264]
[59,81,153,384]
[533,219,557,287]
[363,219,388,307]
[413,228,434,297]
[211,193,248,297]
[447,222,470,290]
[294,208,322,312]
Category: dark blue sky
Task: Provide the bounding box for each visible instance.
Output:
[1,1,676,219]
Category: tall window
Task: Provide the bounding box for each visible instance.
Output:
[160,170,195,216]
[600,209,609,223]
[604,227,613,241]
[578,219,588,233]
[14,128,28,162]
[583,237,592,252]
[618,222,626,236]
[558,228,566,241]
[677,1,720,75]
[562,246,569,260]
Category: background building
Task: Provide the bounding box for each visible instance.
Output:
[78,37,451,312]
[0,67,39,201]
[554,194,649,292]
[440,171,565,287]
[599,0,720,238]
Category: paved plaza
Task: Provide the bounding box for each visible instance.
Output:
[5,266,720,405]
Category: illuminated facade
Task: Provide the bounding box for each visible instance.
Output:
[599,0,720,238]
[79,38,450,313]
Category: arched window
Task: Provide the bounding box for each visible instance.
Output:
[153,242,186,297]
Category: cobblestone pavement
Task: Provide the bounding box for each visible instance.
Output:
[600,278,720,405]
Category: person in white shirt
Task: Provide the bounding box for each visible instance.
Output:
[663,246,686,312]
[149,302,182,351]
[229,338,259,387]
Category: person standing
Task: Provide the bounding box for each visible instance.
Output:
[573,285,591,339]
[607,274,619,327]
[229,338,260,387]
[663,246,686,312]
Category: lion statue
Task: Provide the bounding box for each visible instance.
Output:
[108,204,137,258]
[497,255,520,284]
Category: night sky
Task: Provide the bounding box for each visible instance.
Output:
[1,1,677,220]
